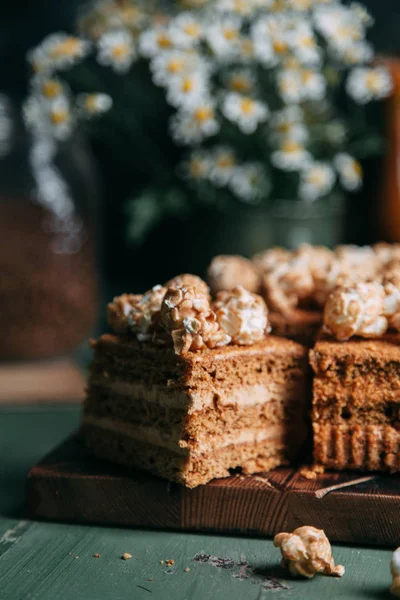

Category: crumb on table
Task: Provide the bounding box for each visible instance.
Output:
[122,552,133,560]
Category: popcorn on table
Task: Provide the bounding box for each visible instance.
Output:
[274,526,345,578]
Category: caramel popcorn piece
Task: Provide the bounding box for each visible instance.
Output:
[165,273,211,298]
[252,247,291,271]
[160,285,230,354]
[107,293,142,333]
[323,281,400,341]
[213,285,270,345]
[391,547,400,597]
[274,526,344,579]
[207,255,261,295]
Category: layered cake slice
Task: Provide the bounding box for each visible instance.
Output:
[310,281,400,472]
[82,275,310,487]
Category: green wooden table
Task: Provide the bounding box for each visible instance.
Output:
[0,405,395,600]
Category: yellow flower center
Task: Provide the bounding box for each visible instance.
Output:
[282,140,301,153]
[216,154,235,168]
[41,80,62,98]
[352,161,363,177]
[273,39,288,54]
[309,170,325,185]
[167,58,185,73]
[50,109,68,125]
[184,23,200,37]
[223,27,239,41]
[112,43,129,58]
[300,35,314,48]
[292,0,312,8]
[239,38,253,57]
[49,37,81,58]
[189,159,206,177]
[157,33,173,48]
[240,98,256,114]
[284,57,301,69]
[278,122,291,134]
[182,78,194,93]
[302,70,314,84]
[230,75,251,93]
[194,106,213,122]
[120,6,142,24]
[85,96,98,112]
[366,72,382,92]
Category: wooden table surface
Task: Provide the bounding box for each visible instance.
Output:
[0,404,396,600]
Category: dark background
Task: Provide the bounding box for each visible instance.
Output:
[1,1,400,291]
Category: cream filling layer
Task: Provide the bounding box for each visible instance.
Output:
[90,379,302,412]
[82,413,291,456]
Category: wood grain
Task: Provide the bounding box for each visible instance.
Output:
[26,434,400,546]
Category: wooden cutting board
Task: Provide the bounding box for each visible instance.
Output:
[26,434,400,546]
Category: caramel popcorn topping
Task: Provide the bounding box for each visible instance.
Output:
[214,285,270,345]
[323,281,400,341]
[207,255,261,295]
[165,273,211,298]
[107,293,142,334]
[160,285,230,354]
[274,526,344,578]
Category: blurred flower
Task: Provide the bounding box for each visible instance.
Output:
[169,13,203,48]
[350,2,374,27]
[47,96,73,139]
[77,93,113,116]
[346,66,392,103]
[236,37,255,63]
[170,101,220,145]
[338,41,373,65]
[271,139,311,170]
[97,29,136,73]
[301,69,327,101]
[251,15,291,67]
[290,23,321,66]
[209,146,237,186]
[23,94,73,140]
[206,15,242,61]
[139,26,174,58]
[270,105,308,143]
[28,33,90,73]
[216,0,268,16]
[222,93,269,133]
[181,149,211,180]
[334,152,362,190]
[166,72,209,109]
[287,0,313,11]
[150,50,204,86]
[229,163,269,203]
[224,68,256,94]
[299,161,336,201]
[277,69,303,103]
[32,76,65,101]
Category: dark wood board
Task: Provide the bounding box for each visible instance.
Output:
[26,434,400,546]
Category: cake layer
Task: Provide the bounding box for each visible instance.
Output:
[82,423,304,487]
[312,376,400,407]
[313,422,400,472]
[82,413,305,456]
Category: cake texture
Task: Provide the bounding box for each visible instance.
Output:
[310,334,400,472]
[82,275,310,487]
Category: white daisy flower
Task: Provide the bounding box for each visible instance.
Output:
[209,146,237,186]
[166,72,209,109]
[229,163,268,203]
[236,37,255,63]
[222,93,269,134]
[299,162,336,202]
[150,50,206,86]
[28,33,90,73]
[336,41,373,65]
[346,66,393,104]
[286,0,313,11]
[77,93,113,116]
[290,23,321,66]
[169,13,203,48]
[334,152,363,191]
[251,16,290,67]
[301,69,327,101]
[277,69,303,103]
[170,101,220,145]
[270,106,308,143]
[216,0,269,16]
[32,76,65,102]
[97,29,136,73]
[181,149,211,180]
[205,16,242,62]
[138,26,174,58]
[350,2,374,27]
[271,140,311,171]
[224,68,256,94]
[47,96,73,140]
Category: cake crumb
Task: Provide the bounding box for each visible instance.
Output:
[148,578,153,581]
[299,465,325,480]
[75,556,79,559]
[122,553,133,560]
[166,559,175,567]
[93,553,101,558]
[184,567,190,572]
[160,560,164,565]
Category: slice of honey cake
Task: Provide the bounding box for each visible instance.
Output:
[82,275,310,488]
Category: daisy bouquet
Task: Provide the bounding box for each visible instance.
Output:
[24,0,392,242]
